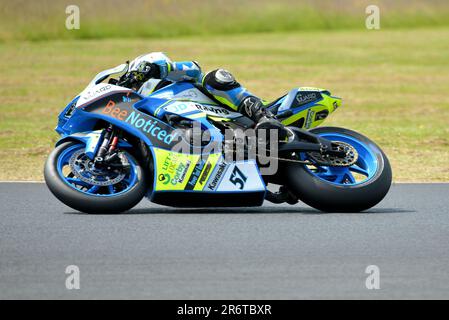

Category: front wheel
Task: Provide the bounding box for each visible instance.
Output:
[44,141,147,214]
[284,127,392,212]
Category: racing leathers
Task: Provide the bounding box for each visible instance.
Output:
[123,52,284,134]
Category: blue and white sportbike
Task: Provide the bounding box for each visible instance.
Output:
[44,63,392,213]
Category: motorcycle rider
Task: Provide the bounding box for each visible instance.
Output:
[120,52,287,137]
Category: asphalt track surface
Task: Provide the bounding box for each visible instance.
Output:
[0,182,448,299]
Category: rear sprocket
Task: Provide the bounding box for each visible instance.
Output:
[306,141,358,167]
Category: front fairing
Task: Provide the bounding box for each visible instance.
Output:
[56,95,80,135]
[56,64,129,134]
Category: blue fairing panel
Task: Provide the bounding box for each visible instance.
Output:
[59,91,183,151]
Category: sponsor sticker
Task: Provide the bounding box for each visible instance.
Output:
[186,159,207,190]
[194,104,231,115]
[161,152,190,186]
[82,84,112,101]
[199,162,212,186]
[164,101,240,118]
[295,91,320,106]
[85,92,179,148]
[206,162,228,191]
[305,109,315,129]
[158,173,170,185]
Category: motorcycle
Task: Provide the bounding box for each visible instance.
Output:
[44,63,392,213]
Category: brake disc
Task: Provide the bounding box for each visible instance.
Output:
[69,149,126,186]
[306,141,358,167]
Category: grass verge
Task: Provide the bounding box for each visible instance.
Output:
[1,0,449,41]
[0,28,448,181]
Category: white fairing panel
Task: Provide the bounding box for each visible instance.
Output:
[129,52,172,72]
[163,101,242,119]
[205,160,265,192]
[150,87,217,105]
[75,83,132,108]
[86,63,128,88]
[172,88,216,104]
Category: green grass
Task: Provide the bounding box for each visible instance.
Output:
[0,28,449,181]
[1,0,449,41]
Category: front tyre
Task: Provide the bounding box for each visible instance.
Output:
[285,127,392,212]
[44,141,147,214]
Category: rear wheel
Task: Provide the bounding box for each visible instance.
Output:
[284,127,392,212]
[44,141,147,214]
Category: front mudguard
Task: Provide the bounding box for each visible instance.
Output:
[55,131,133,160]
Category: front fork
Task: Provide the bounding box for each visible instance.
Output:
[94,126,119,163]
[92,125,129,168]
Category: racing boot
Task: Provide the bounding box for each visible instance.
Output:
[239,96,289,142]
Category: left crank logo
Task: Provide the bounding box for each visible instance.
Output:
[158,173,170,185]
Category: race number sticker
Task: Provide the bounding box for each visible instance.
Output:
[205,160,265,192]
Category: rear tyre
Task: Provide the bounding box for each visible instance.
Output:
[284,127,392,212]
[44,141,147,214]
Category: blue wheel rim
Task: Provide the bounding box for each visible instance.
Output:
[56,144,138,197]
[300,133,379,186]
